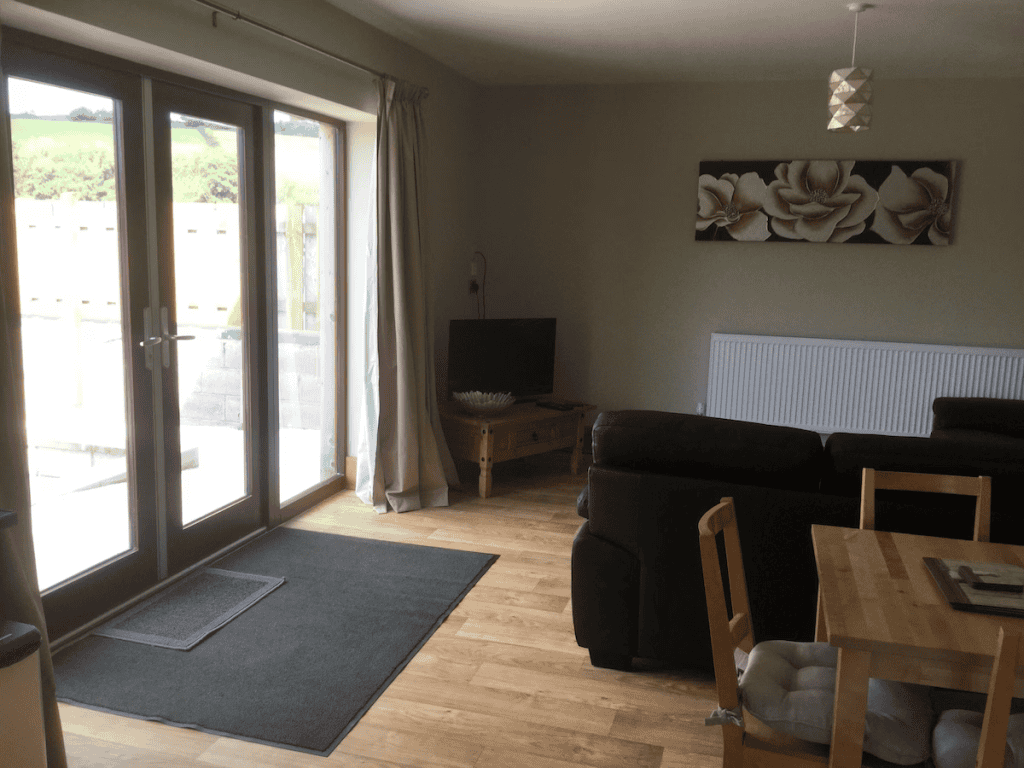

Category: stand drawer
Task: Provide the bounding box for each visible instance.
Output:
[509,417,575,449]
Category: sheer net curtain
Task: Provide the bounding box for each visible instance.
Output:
[0,23,68,768]
[356,77,457,513]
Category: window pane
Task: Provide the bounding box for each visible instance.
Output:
[7,77,132,589]
[169,112,248,523]
[273,111,338,503]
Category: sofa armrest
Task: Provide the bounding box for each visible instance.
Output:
[576,484,590,519]
[581,465,859,668]
[932,397,1024,440]
[591,410,823,492]
[571,521,640,662]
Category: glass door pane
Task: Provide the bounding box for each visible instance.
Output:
[273,111,339,503]
[151,81,262,576]
[169,112,247,524]
[4,35,161,640]
[7,77,133,590]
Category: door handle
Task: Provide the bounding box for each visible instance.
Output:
[160,307,193,341]
[142,309,193,367]
[160,307,194,367]
[162,332,195,371]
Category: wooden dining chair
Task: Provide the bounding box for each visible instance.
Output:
[978,628,1023,768]
[860,468,992,542]
[932,627,1023,768]
[700,497,821,767]
[699,498,934,767]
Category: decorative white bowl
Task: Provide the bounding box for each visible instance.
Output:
[452,391,515,416]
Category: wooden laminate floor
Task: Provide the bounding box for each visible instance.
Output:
[58,453,723,767]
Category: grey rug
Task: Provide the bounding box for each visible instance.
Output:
[54,528,498,754]
[92,568,285,650]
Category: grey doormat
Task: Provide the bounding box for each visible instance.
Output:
[53,528,498,754]
[92,568,286,650]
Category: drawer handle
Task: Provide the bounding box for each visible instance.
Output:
[531,432,539,442]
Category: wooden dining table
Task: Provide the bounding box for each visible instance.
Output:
[812,524,1024,768]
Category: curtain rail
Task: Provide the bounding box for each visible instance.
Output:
[189,0,420,89]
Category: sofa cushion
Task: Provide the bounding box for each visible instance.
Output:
[822,431,1024,542]
[932,709,1024,768]
[930,428,1024,452]
[740,640,933,765]
[932,397,1024,440]
[592,410,823,492]
[823,432,1024,494]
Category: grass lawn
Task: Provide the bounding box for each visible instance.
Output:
[11,117,113,151]
[12,118,320,186]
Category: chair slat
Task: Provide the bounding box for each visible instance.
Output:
[729,612,752,650]
[874,470,985,496]
[860,468,992,542]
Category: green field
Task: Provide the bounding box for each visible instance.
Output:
[12,118,113,149]
[11,118,321,188]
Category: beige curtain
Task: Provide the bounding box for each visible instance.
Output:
[356,77,456,513]
[0,24,68,768]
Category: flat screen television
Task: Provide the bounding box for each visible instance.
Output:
[447,318,556,401]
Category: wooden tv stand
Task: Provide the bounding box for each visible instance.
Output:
[440,399,593,498]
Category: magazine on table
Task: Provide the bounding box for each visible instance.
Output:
[925,557,1024,618]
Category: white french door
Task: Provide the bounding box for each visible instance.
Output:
[3,34,265,637]
[150,81,264,577]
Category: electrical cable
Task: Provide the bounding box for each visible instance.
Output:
[473,251,487,319]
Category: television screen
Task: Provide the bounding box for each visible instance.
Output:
[447,318,556,401]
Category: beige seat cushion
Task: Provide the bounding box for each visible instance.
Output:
[932,709,1024,768]
[739,640,933,765]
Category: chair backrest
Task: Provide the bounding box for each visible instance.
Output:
[977,627,1022,768]
[860,468,992,542]
[698,498,755,722]
[700,498,835,767]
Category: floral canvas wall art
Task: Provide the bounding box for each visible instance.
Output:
[696,160,957,245]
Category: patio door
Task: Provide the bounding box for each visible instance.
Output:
[150,81,263,576]
[2,36,264,638]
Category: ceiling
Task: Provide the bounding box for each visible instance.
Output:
[324,0,1024,85]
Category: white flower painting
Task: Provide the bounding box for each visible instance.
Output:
[696,160,956,245]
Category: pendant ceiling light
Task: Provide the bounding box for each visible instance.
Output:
[828,2,873,132]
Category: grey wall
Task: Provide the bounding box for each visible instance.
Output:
[470,78,1024,416]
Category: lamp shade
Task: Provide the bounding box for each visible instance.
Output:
[828,66,872,132]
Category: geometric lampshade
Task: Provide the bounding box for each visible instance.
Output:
[828,67,873,132]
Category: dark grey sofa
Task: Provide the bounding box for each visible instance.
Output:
[571,397,1024,672]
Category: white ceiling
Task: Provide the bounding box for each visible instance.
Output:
[324,0,1024,85]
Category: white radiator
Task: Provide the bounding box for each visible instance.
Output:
[706,334,1024,437]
